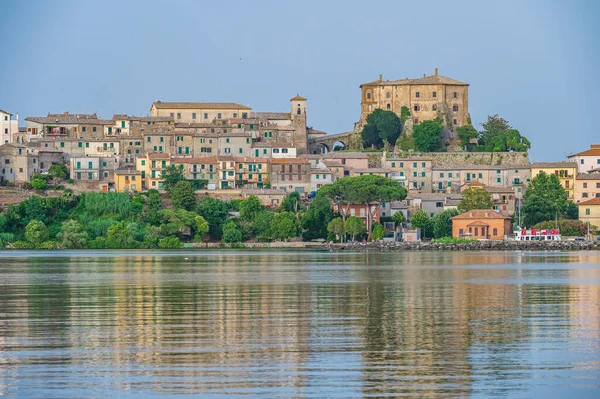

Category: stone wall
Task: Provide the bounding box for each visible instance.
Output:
[335,240,599,252]
[388,151,530,167]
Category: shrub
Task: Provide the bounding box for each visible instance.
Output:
[158,236,182,248]
[433,237,478,244]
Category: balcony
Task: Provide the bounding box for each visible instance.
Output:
[390,173,407,181]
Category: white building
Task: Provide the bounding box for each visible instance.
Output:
[310,166,333,192]
[0,109,19,144]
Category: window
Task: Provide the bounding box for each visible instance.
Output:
[217,113,222,119]
[273,149,280,153]
[421,172,425,177]
[160,137,164,143]
[453,105,459,112]
[141,160,145,166]
[225,148,231,154]
[88,172,93,180]
[440,173,444,178]
[60,142,65,148]
[204,113,208,119]
[366,91,371,99]
[413,118,419,124]
[82,127,86,132]
[104,172,108,178]
[88,162,93,168]
[386,92,391,99]
[478,173,483,178]
[102,161,107,167]
[192,113,196,119]
[226,138,230,143]
[239,148,243,154]
[386,103,390,110]
[413,162,417,168]
[177,113,181,119]
[282,148,288,154]
[78,142,83,148]
[422,162,426,167]
[400,162,403,167]
[453,119,457,125]
[493,228,498,236]
[147,137,151,142]
[497,178,501,183]
[597,182,600,189]
[583,193,589,198]
[448,173,453,178]
[413,105,420,111]
[413,172,417,177]
[586,208,591,216]
[432,104,437,111]
[415,92,420,98]
[432,91,437,98]
[584,183,588,188]
[92,127,97,132]
[581,159,585,164]
[453,92,458,98]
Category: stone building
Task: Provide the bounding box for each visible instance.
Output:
[150,101,252,123]
[269,158,311,194]
[357,69,469,132]
[574,172,600,204]
[0,109,19,144]
[25,112,113,142]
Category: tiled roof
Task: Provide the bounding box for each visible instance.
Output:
[433,164,525,171]
[466,221,490,227]
[113,115,173,122]
[290,95,307,101]
[452,209,510,219]
[260,125,295,131]
[0,109,12,115]
[270,158,310,164]
[351,168,390,173]
[234,157,268,163]
[532,162,577,168]
[568,145,600,157]
[114,169,142,175]
[578,198,600,206]
[26,116,113,124]
[310,168,332,174]
[250,112,291,120]
[228,118,259,124]
[174,122,219,128]
[576,173,600,180]
[361,73,468,87]
[170,157,218,164]
[147,152,170,159]
[152,102,251,110]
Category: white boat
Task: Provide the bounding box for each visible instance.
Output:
[513,228,561,241]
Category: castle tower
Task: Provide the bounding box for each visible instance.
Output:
[290,94,308,154]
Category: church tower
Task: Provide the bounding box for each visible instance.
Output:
[290,95,308,154]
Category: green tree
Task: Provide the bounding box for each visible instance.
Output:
[392,211,405,227]
[480,114,510,150]
[48,163,68,182]
[505,129,531,152]
[59,219,88,248]
[194,215,209,241]
[240,195,264,221]
[565,202,579,220]
[432,209,459,238]
[371,222,384,241]
[350,175,407,241]
[106,221,137,248]
[25,220,49,246]
[197,197,229,239]
[320,178,356,224]
[412,119,443,152]
[327,217,345,241]
[410,210,433,239]
[170,180,197,210]
[253,211,274,239]
[344,216,365,241]
[161,165,186,191]
[301,194,334,240]
[458,187,493,212]
[361,109,402,148]
[158,236,182,248]
[281,191,302,213]
[31,176,48,190]
[222,221,242,243]
[270,212,299,241]
[522,172,568,226]
[457,124,479,147]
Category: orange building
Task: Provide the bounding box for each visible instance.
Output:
[451,209,512,240]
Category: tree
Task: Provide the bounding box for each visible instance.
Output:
[270,212,299,241]
[25,220,49,246]
[240,195,264,221]
[320,178,356,225]
[222,221,242,243]
[361,109,402,149]
[371,222,384,241]
[480,114,510,150]
[59,219,88,248]
[281,191,302,213]
[432,209,459,238]
[31,175,48,190]
[253,211,274,239]
[565,202,579,220]
[350,175,407,241]
[522,172,568,226]
[161,165,186,191]
[158,236,182,248]
[392,211,405,228]
[194,215,209,241]
[48,163,68,182]
[327,217,345,241]
[457,124,479,147]
[344,216,365,241]
[458,188,493,212]
[412,119,443,152]
[169,181,197,210]
[301,194,334,240]
[410,210,433,239]
[505,129,531,152]
[197,197,229,239]
[106,221,137,248]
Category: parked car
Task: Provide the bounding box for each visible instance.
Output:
[597,236,600,241]
[573,237,585,241]
[307,191,317,199]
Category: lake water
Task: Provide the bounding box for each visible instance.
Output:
[0,250,599,398]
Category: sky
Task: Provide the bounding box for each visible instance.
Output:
[0,0,598,161]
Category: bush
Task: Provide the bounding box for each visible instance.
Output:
[158,236,182,248]
[9,241,32,249]
[433,237,478,244]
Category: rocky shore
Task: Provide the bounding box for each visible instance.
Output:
[334,240,600,252]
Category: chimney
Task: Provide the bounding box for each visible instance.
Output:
[434,68,438,76]
[379,74,382,82]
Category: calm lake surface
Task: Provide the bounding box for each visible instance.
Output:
[0,250,599,398]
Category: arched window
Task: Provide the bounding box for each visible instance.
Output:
[366,91,372,100]
[386,92,391,99]
[386,103,391,110]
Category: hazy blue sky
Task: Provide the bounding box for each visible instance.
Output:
[0,0,598,161]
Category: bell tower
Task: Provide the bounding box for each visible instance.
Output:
[290,94,308,154]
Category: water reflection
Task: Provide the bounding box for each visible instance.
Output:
[0,250,598,398]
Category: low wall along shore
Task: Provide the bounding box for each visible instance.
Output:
[334,240,600,251]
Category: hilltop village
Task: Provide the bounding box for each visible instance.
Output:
[0,69,599,247]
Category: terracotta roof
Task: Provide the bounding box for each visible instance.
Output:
[568,145,600,157]
[322,160,343,167]
[260,125,295,131]
[351,168,390,173]
[452,209,511,220]
[290,94,307,101]
[250,112,291,120]
[114,115,173,122]
[228,118,259,124]
[578,198,600,206]
[147,152,170,159]
[152,102,251,110]
[234,157,268,163]
[114,169,142,175]
[361,72,468,87]
[174,122,219,128]
[532,162,577,168]
[26,116,113,124]
[310,168,332,174]
[576,173,600,180]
